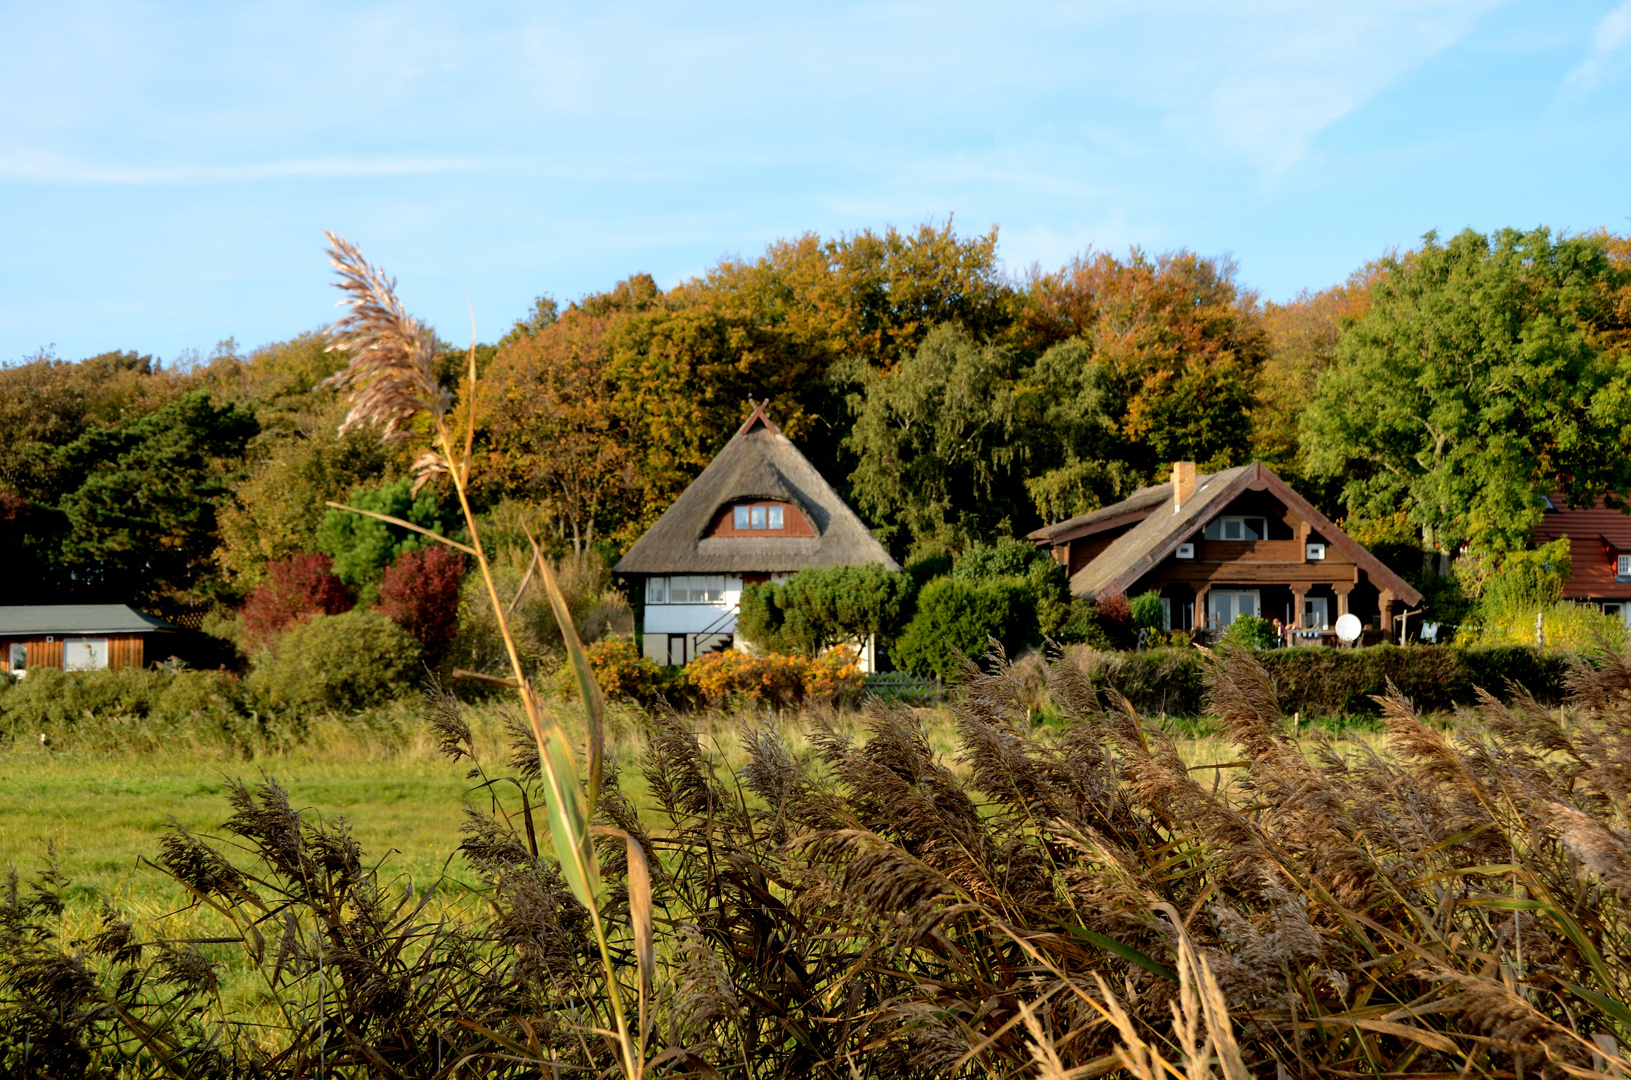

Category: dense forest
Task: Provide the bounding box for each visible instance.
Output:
[3,221,1629,627]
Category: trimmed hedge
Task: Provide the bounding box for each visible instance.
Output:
[1073,644,1569,718]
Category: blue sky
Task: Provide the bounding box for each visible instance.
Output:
[1,1,1628,363]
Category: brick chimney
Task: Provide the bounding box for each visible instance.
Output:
[1171,461,1196,513]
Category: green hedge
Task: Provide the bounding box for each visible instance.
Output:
[1073,644,1569,718]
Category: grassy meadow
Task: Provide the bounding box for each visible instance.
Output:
[0,691,1346,919]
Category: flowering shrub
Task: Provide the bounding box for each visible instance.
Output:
[570,637,671,703]
[802,646,865,703]
[685,647,864,708]
[375,545,467,661]
[685,649,807,707]
[240,553,355,649]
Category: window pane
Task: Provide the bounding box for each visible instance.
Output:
[647,577,666,604]
[1246,518,1265,540]
[1619,555,1630,575]
[734,506,750,529]
[1224,520,1241,540]
[750,506,766,529]
[670,576,691,603]
[703,576,725,602]
[768,505,784,530]
[1239,593,1256,618]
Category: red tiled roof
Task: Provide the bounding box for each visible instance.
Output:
[1533,496,1631,599]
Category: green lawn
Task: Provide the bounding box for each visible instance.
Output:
[0,745,482,916]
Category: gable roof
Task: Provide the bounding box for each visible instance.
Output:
[1027,478,1189,544]
[1068,462,1424,606]
[0,605,179,636]
[613,405,901,575]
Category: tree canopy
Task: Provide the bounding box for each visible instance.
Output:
[1303,227,1631,552]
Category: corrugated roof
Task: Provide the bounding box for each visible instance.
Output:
[0,605,179,635]
[613,406,901,575]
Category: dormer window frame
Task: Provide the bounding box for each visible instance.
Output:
[1205,515,1269,542]
[716,499,807,537]
[1618,553,1631,579]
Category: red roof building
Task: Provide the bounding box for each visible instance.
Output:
[1532,496,1631,621]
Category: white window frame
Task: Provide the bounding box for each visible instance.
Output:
[1618,554,1631,577]
[64,637,109,671]
[1302,597,1330,630]
[1160,597,1172,631]
[646,577,668,604]
[1205,516,1268,542]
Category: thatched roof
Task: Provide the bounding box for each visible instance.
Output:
[613,406,900,575]
[1068,462,1423,606]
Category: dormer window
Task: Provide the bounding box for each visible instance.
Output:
[1618,554,1630,578]
[733,503,786,530]
[711,500,812,537]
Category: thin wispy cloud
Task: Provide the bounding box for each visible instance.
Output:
[0,154,485,185]
[1,1,1623,361]
[1564,0,1631,91]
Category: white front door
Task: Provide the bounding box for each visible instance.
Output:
[1209,591,1260,628]
[64,637,109,670]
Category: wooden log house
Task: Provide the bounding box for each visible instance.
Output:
[1028,462,1423,639]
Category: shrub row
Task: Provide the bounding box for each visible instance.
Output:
[1076,643,1569,717]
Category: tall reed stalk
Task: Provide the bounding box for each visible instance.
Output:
[318,233,652,1079]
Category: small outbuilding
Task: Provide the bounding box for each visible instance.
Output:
[614,405,900,666]
[1028,461,1423,640]
[0,605,181,675]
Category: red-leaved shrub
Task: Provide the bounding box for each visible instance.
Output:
[241,553,355,649]
[375,546,467,660]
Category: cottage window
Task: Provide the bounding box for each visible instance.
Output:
[668,576,726,604]
[64,637,108,671]
[1618,554,1631,578]
[7,643,23,671]
[647,577,667,604]
[1205,516,1267,541]
[728,502,791,532]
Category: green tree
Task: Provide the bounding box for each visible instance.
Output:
[737,564,912,656]
[951,538,1071,636]
[847,324,1039,555]
[891,577,1035,679]
[1303,227,1631,552]
[316,477,452,589]
[45,391,257,605]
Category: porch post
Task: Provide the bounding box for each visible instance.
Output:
[1333,583,1354,619]
[1291,583,1310,631]
[1193,585,1210,632]
[1380,589,1396,637]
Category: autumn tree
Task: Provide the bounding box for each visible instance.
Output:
[375,545,467,661]
[1303,227,1631,553]
[1014,249,1268,522]
[473,306,638,550]
[240,552,355,648]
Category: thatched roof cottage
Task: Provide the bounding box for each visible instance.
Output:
[614,405,898,665]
